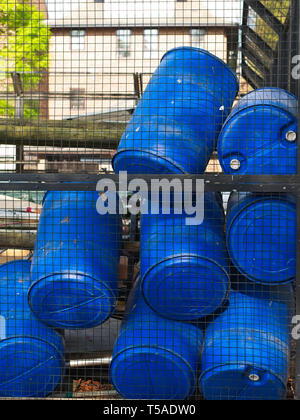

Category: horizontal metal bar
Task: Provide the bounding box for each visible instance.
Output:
[50,22,239,29]
[0,71,153,76]
[244,0,284,35]
[67,356,112,368]
[0,391,121,400]
[1,173,299,182]
[0,92,138,100]
[69,390,120,399]
[0,174,300,193]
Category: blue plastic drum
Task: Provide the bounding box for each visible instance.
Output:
[113,47,239,174]
[226,192,296,285]
[140,192,230,320]
[110,278,203,399]
[28,191,121,329]
[218,88,298,174]
[200,283,293,400]
[0,260,64,398]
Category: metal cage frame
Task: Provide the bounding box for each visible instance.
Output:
[0,0,298,400]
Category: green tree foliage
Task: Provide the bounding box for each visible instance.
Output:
[255,0,290,50]
[0,0,50,117]
[262,0,290,23]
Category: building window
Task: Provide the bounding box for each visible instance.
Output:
[95,0,104,2]
[144,29,159,59]
[190,29,206,48]
[247,7,257,30]
[116,29,131,58]
[70,29,86,51]
[70,89,85,110]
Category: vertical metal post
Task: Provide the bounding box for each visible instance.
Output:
[11,72,24,173]
[287,0,299,95]
[277,31,289,90]
[127,213,138,288]
[133,72,141,105]
[11,72,24,117]
[15,96,24,119]
[139,73,144,96]
[295,193,300,400]
[15,146,24,174]
[295,0,300,401]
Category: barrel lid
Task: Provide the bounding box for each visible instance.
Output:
[110,346,195,399]
[160,47,239,87]
[226,197,296,284]
[28,273,116,329]
[112,148,186,174]
[224,87,298,125]
[200,363,286,400]
[0,336,64,398]
[141,255,230,321]
[0,259,30,282]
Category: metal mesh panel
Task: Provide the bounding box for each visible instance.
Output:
[0,0,298,402]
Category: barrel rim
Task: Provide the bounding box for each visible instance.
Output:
[0,335,65,369]
[199,362,286,394]
[160,46,239,87]
[0,258,31,271]
[0,259,31,290]
[110,344,197,399]
[220,86,298,132]
[28,272,117,329]
[203,328,290,354]
[0,336,65,397]
[112,148,187,174]
[217,100,298,173]
[141,253,230,320]
[246,87,298,101]
[220,102,298,134]
[226,196,296,285]
[29,270,118,300]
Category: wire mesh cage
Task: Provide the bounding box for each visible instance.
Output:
[0,0,298,402]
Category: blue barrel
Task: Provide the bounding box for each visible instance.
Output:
[28,190,121,329]
[140,192,230,320]
[0,260,64,398]
[218,88,298,174]
[110,278,203,399]
[113,47,239,174]
[200,283,293,400]
[226,192,296,285]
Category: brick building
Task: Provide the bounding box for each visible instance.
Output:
[46,0,240,120]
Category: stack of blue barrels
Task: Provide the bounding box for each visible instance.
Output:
[0,260,65,397]
[110,47,297,400]
[28,190,121,330]
[0,46,296,399]
[111,276,203,400]
[0,190,122,397]
[111,46,238,399]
